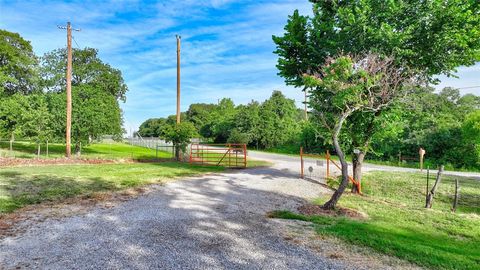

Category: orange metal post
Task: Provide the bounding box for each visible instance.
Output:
[243,144,247,168]
[300,147,304,179]
[228,144,231,167]
[326,150,330,179]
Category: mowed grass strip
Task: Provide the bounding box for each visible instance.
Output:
[270,171,480,270]
[0,162,223,213]
[0,141,172,160]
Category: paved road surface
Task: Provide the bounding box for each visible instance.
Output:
[248,150,480,180]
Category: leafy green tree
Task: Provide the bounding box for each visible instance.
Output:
[211,98,237,143]
[370,87,480,169]
[186,103,218,132]
[41,47,128,101]
[234,101,261,147]
[463,110,480,144]
[306,54,412,209]
[138,118,167,137]
[227,129,250,144]
[0,29,39,95]
[46,85,124,154]
[40,47,127,152]
[163,122,198,160]
[0,94,28,147]
[461,110,480,168]
[257,91,300,149]
[274,0,480,193]
[274,1,480,85]
[23,94,53,155]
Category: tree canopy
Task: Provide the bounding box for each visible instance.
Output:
[0,30,38,95]
[0,29,127,153]
[273,0,480,86]
[138,91,303,149]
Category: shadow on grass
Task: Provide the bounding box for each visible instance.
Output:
[270,210,480,270]
[0,171,119,213]
[0,162,225,214]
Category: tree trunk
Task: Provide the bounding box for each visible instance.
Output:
[426,165,444,208]
[350,111,380,193]
[9,133,14,152]
[74,142,81,157]
[351,152,365,193]
[37,143,41,158]
[322,113,352,210]
[174,145,182,161]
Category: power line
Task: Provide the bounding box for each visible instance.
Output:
[72,35,81,49]
[457,85,480,90]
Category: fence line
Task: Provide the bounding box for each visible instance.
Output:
[126,137,173,149]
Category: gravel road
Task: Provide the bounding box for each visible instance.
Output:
[0,163,348,269]
[1,150,452,269]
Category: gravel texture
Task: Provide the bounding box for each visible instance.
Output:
[0,150,440,269]
[0,163,344,269]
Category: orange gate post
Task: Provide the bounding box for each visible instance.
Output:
[243,144,247,168]
[326,150,330,179]
[228,143,231,167]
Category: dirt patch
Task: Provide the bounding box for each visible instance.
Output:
[0,157,125,167]
[0,185,155,240]
[298,204,368,219]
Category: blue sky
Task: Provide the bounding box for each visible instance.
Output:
[0,0,478,133]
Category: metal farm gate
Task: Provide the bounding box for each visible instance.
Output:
[189,144,247,168]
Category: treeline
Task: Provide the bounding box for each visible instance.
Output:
[139,91,304,149]
[139,87,480,170]
[0,30,127,153]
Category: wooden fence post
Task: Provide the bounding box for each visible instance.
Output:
[426,165,444,208]
[425,167,430,206]
[452,179,459,212]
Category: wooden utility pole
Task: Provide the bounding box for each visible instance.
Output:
[58,22,80,158]
[176,35,181,124]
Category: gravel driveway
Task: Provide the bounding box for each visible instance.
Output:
[0,163,348,269]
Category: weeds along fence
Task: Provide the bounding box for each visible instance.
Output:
[0,140,58,159]
[125,137,177,159]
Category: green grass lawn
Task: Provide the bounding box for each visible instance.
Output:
[0,141,172,160]
[271,171,480,270]
[0,162,224,213]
